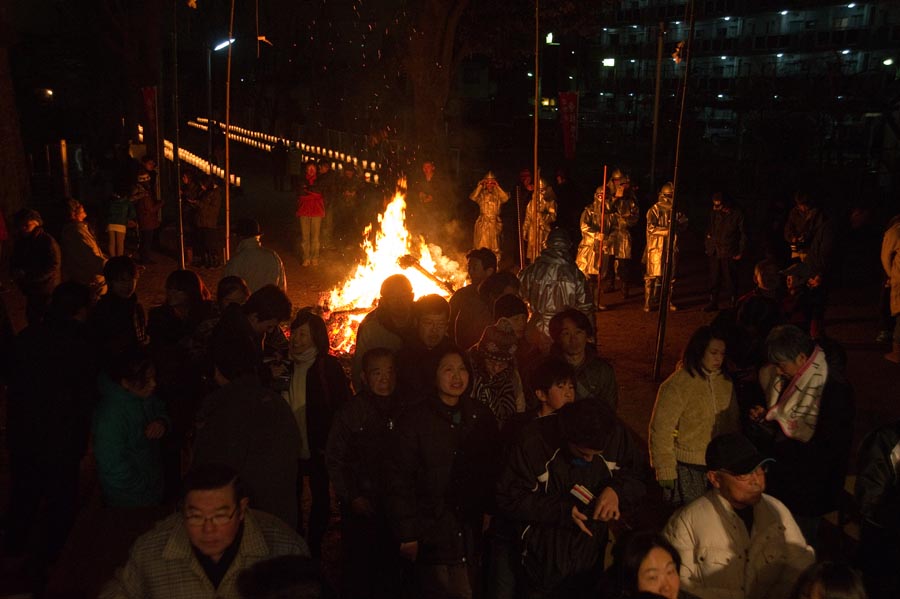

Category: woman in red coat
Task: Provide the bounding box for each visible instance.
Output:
[296,162,325,266]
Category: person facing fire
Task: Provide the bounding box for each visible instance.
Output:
[351,274,416,391]
[470,171,509,257]
[523,178,558,263]
[644,182,688,313]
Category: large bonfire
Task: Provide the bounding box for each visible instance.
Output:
[326,187,467,353]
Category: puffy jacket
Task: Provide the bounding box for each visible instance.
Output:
[519,241,593,336]
[664,491,815,599]
[495,413,647,593]
[854,420,900,532]
[387,394,500,565]
[649,367,739,481]
[60,221,106,290]
[92,374,168,507]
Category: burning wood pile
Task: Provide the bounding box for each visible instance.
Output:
[324,188,467,354]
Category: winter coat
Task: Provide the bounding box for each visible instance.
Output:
[222,237,287,293]
[92,374,168,507]
[881,217,900,316]
[705,207,747,258]
[387,394,500,565]
[192,375,302,529]
[194,185,222,229]
[496,413,647,593]
[296,176,325,218]
[106,195,136,227]
[395,336,456,406]
[350,307,414,391]
[98,510,309,599]
[90,292,147,361]
[11,227,61,297]
[664,490,815,599]
[573,351,619,410]
[60,221,106,290]
[763,369,855,517]
[649,367,739,481]
[519,241,593,336]
[855,420,900,532]
[132,185,163,230]
[326,390,406,506]
[285,353,351,456]
[6,315,98,462]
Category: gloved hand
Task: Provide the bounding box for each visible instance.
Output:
[658,479,676,490]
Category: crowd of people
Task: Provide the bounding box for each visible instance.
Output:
[0,156,898,599]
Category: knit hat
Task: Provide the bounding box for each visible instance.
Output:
[474,318,517,362]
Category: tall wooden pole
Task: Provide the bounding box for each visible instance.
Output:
[529,0,540,266]
[224,0,236,261]
[172,0,185,269]
[653,0,695,380]
[650,22,665,195]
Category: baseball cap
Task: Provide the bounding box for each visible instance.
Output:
[705,433,774,475]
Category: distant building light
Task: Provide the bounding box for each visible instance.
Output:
[628,93,634,97]
[847,2,856,7]
[630,59,636,63]
[602,28,608,31]
[837,95,845,99]
[602,58,616,67]
[841,49,851,55]
[571,51,576,55]
[777,53,784,58]
[545,32,554,44]
[632,25,639,29]
[527,72,534,77]
[780,10,788,15]
[717,93,725,99]
[721,56,728,60]
[774,94,779,99]
[568,75,574,80]
[885,58,895,66]
[723,16,731,21]
[674,21,681,25]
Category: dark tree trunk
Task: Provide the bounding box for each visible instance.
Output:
[0,1,29,215]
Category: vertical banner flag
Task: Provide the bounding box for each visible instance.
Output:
[559,92,579,161]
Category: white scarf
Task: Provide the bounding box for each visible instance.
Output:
[284,346,317,460]
[764,345,828,442]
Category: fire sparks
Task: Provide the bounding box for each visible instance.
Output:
[326,189,466,353]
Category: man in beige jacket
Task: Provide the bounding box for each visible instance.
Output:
[664,433,814,599]
[100,464,308,599]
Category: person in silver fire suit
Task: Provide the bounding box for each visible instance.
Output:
[469,171,509,256]
[576,169,640,302]
[519,228,593,349]
[523,178,557,263]
[644,182,688,312]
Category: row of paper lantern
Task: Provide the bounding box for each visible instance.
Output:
[197,117,381,175]
[162,139,241,187]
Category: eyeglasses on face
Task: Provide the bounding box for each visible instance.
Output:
[184,506,238,528]
[720,465,767,482]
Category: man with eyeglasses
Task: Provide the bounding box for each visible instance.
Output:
[100,464,309,599]
[663,433,814,599]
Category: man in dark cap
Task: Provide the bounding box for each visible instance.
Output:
[10,208,61,324]
[663,432,814,599]
[222,218,287,293]
[496,400,646,597]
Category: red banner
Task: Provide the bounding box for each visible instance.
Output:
[559,92,579,161]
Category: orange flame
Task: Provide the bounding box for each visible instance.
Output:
[326,190,467,353]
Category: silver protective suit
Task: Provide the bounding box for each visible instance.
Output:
[522,183,557,262]
[470,177,509,254]
[645,198,687,279]
[576,186,639,277]
[518,234,593,336]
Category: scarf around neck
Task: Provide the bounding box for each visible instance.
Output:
[285,346,318,459]
[765,345,828,442]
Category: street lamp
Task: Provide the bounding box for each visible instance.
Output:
[207,39,233,165]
